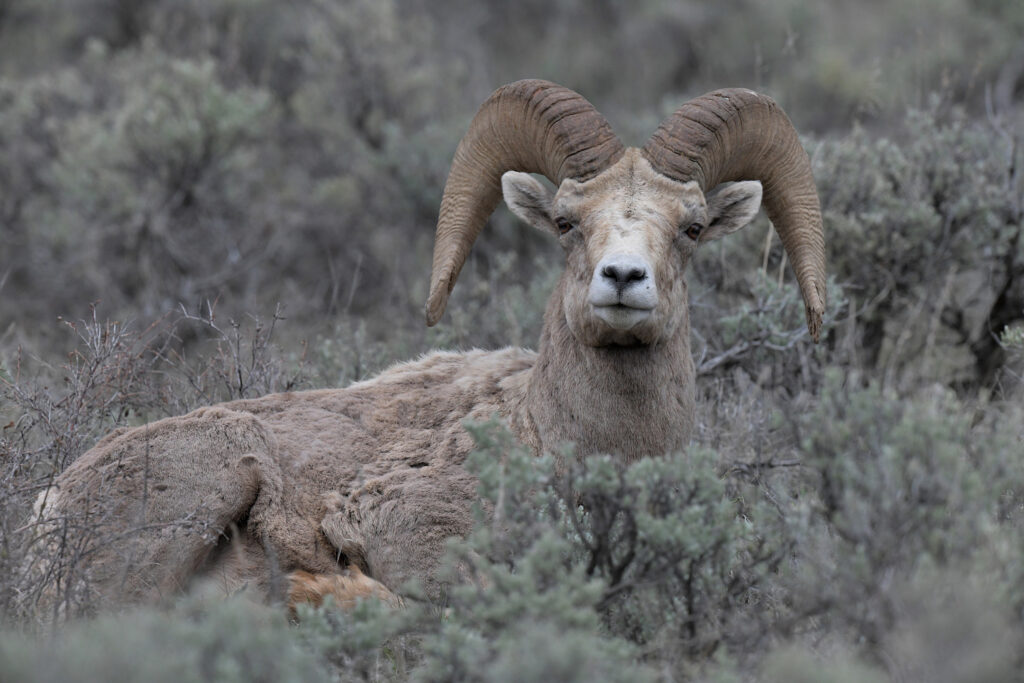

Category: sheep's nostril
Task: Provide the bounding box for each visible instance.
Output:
[601,263,647,285]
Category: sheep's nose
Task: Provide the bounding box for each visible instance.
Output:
[589,254,658,313]
[600,258,648,289]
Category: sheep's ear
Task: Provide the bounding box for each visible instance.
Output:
[502,171,556,235]
[700,181,763,243]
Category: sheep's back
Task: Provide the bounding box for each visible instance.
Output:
[222,347,537,595]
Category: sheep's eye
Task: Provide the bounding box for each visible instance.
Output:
[555,217,575,235]
[684,222,704,240]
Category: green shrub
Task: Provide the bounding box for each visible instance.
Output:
[402,420,794,678]
[0,597,334,683]
[814,103,1023,389]
[787,370,1024,665]
[692,268,848,394]
[411,421,649,682]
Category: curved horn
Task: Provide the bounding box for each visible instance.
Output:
[426,79,625,326]
[642,89,827,341]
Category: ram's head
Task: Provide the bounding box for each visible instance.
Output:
[426,81,826,347]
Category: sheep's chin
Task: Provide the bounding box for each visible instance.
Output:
[592,304,652,331]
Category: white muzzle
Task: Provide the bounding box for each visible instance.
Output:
[588,254,657,330]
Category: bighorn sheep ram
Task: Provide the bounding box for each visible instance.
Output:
[25,80,825,616]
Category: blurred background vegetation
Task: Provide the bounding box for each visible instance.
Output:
[1,0,1023,681]
[1,0,1021,374]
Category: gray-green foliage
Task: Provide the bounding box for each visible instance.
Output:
[805,373,988,570]
[2,369,1023,681]
[786,371,1024,669]
[60,51,276,310]
[399,419,792,680]
[691,268,848,393]
[0,598,335,683]
[294,596,410,682]
[562,447,788,659]
[760,574,1024,683]
[0,45,279,321]
[411,422,650,683]
[814,102,1023,387]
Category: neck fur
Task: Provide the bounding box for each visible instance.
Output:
[511,283,696,461]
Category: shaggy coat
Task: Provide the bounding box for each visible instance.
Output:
[36,350,536,608]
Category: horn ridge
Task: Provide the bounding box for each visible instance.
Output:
[426,80,624,326]
[642,89,827,340]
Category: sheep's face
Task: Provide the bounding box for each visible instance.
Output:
[502,149,762,347]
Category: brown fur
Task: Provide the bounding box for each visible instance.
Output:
[25,350,536,615]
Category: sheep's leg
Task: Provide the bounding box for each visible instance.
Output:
[286,566,403,617]
[23,407,282,618]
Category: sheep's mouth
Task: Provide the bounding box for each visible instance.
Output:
[592,303,654,330]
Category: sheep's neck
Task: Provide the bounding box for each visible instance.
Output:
[516,296,696,462]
